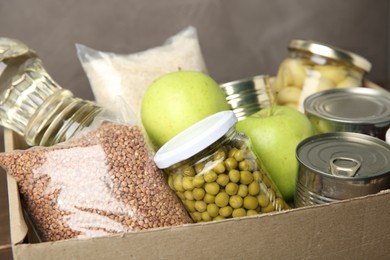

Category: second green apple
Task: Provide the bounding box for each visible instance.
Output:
[235,106,315,201]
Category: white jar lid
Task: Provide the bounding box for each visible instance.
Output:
[154,111,237,169]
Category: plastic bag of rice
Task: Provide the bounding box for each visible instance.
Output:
[76,26,208,119]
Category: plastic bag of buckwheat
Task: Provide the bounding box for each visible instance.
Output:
[0,102,192,242]
[76,26,208,119]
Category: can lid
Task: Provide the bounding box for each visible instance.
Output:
[304,87,390,125]
[288,39,372,72]
[296,132,390,179]
[154,111,237,169]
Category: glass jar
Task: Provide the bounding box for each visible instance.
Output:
[154,111,289,223]
[0,37,102,146]
[274,39,372,112]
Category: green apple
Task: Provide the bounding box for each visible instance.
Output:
[141,70,230,149]
[235,106,315,201]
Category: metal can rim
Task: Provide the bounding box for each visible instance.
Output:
[296,132,390,180]
[288,39,372,72]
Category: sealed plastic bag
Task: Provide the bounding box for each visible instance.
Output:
[0,105,192,241]
[77,26,208,118]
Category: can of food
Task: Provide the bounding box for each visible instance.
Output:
[304,87,390,140]
[295,132,390,207]
[220,75,273,120]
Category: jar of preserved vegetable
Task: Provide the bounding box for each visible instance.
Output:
[274,39,372,112]
[0,37,102,146]
[154,111,289,222]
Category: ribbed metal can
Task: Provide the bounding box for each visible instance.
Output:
[220,75,273,121]
[304,87,390,141]
[295,132,390,207]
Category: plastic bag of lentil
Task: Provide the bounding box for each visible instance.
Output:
[0,104,192,242]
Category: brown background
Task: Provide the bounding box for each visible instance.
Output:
[0,0,389,259]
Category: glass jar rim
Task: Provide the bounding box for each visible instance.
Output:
[288,39,372,72]
[154,111,237,169]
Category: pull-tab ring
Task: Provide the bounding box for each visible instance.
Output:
[330,157,361,177]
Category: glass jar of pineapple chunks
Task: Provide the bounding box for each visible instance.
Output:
[274,39,372,112]
[154,111,289,223]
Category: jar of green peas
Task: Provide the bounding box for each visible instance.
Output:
[153,111,289,222]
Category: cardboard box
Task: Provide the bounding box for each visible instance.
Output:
[4,128,390,260]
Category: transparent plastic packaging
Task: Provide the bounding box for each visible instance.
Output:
[274,39,372,112]
[77,26,208,119]
[0,114,192,241]
[154,111,289,222]
[0,37,102,146]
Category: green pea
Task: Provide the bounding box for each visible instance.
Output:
[229,195,243,209]
[207,203,220,218]
[216,174,229,187]
[195,162,205,174]
[201,211,212,221]
[213,215,225,221]
[228,147,238,158]
[240,170,253,185]
[173,175,184,192]
[184,190,194,201]
[182,176,194,191]
[176,191,185,200]
[262,175,272,188]
[168,175,174,190]
[192,188,205,201]
[228,169,240,183]
[215,191,229,207]
[257,194,270,208]
[184,200,196,212]
[243,196,259,210]
[191,212,202,222]
[192,175,205,188]
[203,193,215,204]
[225,182,238,195]
[261,203,275,213]
[204,182,220,195]
[194,201,207,212]
[247,209,258,216]
[204,171,217,183]
[183,165,196,176]
[234,149,245,162]
[214,162,226,174]
[252,171,263,181]
[237,184,248,197]
[225,157,238,170]
[219,206,233,217]
[248,181,260,196]
[232,208,246,218]
[213,149,226,160]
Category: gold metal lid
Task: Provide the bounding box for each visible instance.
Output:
[288,39,372,72]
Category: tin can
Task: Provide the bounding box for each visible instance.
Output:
[220,75,274,120]
[304,87,390,141]
[295,132,390,207]
[274,39,371,112]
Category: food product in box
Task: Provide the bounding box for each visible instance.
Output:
[274,39,371,112]
[154,111,289,222]
[77,26,208,119]
[0,122,192,241]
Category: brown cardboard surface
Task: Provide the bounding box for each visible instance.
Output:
[4,128,390,260]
